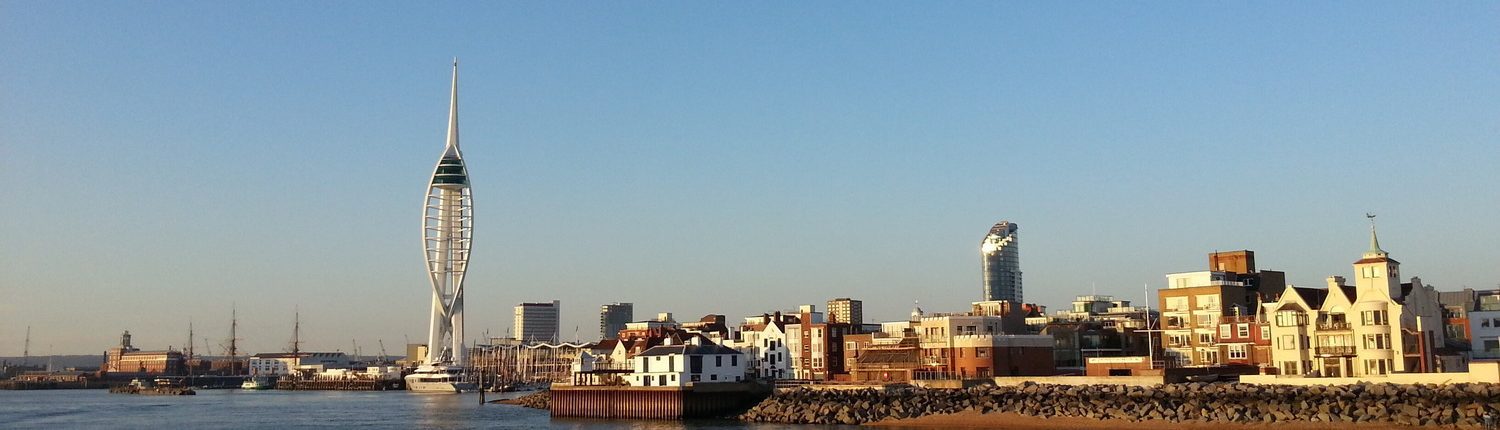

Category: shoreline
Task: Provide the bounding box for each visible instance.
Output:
[867,410,1424,429]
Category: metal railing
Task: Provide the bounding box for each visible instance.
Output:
[1317,321,1351,331]
[1315,346,1355,356]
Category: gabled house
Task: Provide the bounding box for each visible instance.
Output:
[627,339,747,387]
[1265,223,1451,377]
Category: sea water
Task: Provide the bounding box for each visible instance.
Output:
[0,390,857,429]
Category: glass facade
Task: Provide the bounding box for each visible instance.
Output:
[980,221,1021,303]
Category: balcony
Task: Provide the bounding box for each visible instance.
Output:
[1317,321,1352,331]
[1315,346,1356,356]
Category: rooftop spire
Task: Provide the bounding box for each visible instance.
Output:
[446,59,460,151]
[1365,213,1383,253]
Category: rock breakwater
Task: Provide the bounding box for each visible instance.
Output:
[495,391,550,409]
[738,382,1500,427]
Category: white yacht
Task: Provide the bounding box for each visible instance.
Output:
[404,364,478,393]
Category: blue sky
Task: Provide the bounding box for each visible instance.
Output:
[3,2,1498,355]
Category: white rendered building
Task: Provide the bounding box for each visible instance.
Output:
[725,315,792,380]
[628,341,746,387]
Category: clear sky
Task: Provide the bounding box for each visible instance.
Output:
[3,2,1498,355]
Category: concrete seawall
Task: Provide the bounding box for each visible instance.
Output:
[738,382,1500,427]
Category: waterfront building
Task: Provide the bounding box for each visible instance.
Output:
[1041,320,1155,372]
[1159,271,1253,367]
[600,303,633,340]
[515,300,561,343]
[680,314,733,344]
[102,331,186,377]
[725,312,795,380]
[1265,221,1454,377]
[980,221,1022,303]
[844,333,921,382]
[913,312,1052,378]
[1468,311,1500,359]
[248,352,351,376]
[827,298,863,327]
[1158,250,1286,368]
[627,339,746,387]
[784,304,851,380]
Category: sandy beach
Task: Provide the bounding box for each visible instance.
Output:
[867,410,1425,430]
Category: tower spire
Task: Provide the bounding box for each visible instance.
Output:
[446,59,460,151]
[1365,213,1382,253]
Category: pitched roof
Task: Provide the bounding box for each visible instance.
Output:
[1339,285,1358,302]
[636,343,739,357]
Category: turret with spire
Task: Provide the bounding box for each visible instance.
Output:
[1353,213,1402,300]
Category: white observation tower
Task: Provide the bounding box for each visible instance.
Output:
[407,59,478,393]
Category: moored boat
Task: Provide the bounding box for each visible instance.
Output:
[110,378,195,395]
[405,364,477,393]
[241,375,276,390]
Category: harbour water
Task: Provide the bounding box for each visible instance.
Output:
[0,390,855,430]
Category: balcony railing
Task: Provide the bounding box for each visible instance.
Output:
[1317,321,1351,331]
[1315,346,1356,356]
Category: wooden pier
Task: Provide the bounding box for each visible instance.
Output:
[549,382,769,420]
[276,379,403,391]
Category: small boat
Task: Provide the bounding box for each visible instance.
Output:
[241,375,276,390]
[110,378,196,395]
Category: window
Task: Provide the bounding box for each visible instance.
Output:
[1227,345,1247,360]
[715,356,723,367]
[1219,325,1232,338]
[1169,334,1191,347]
[1261,325,1271,340]
[1166,297,1188,311]
[1362,310,1388,325]
[1279,335,1297,349]
[1282,361,1299,375]
[1197,315,1215,327]
[1238,324,1251,338]
[1276,311,1305,327]
[731,355,738,366]
[1199,333,1214,344]
[1363,333,1391,349]
[1195,295,1220,310]
[1199,350,1219,364]
[977,348,989,358]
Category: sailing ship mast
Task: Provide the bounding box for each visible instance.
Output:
[292,310,301,356]
[228,306,240,358]
[22,326,30,366]
[187,319,194,360]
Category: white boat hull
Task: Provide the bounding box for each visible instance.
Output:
[405,375,477,393]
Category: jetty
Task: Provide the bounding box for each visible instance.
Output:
[548,382,770,420]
